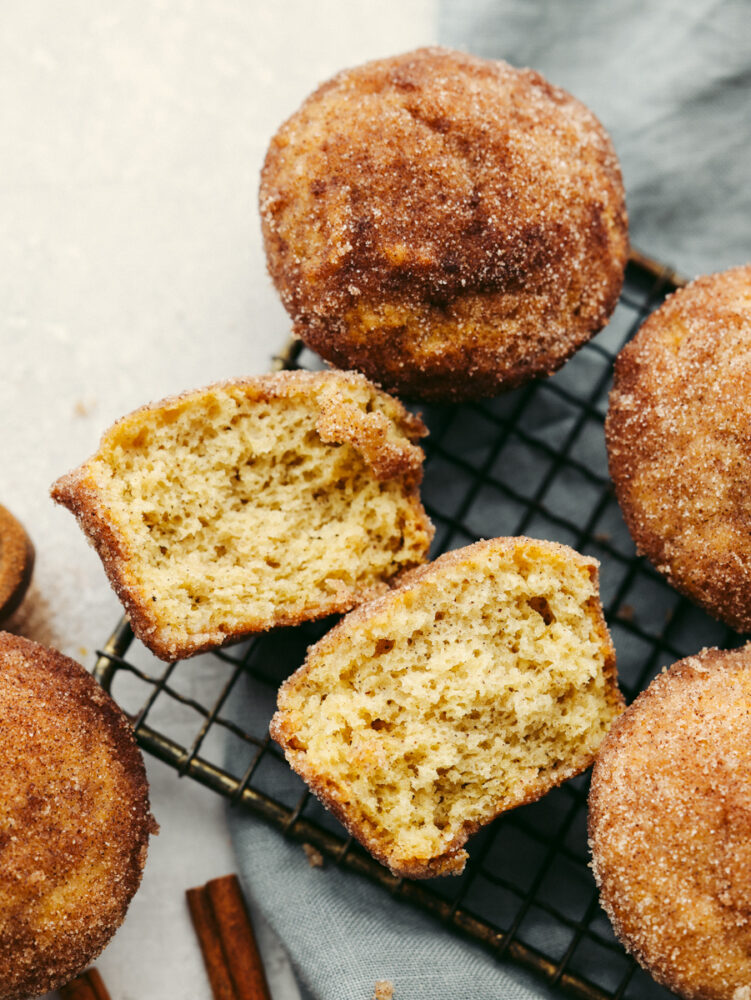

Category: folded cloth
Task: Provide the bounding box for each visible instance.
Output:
[440,0,751,280]
[228,3,751,997]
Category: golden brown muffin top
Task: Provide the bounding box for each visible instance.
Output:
[261,46,628,401]
[589,645,751,1000]
[0,632,155,1000]
[606,264,751,632]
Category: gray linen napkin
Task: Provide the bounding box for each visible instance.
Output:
[228,3,751,996]
[440,0,751,280]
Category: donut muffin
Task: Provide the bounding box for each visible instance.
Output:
[52,371,433,661]
[0,632,155,1000]
[0,505,34,624]
[606,265,751,632]
[589,645,751,1000]
[260,46,628,402]
[272,537,622,878]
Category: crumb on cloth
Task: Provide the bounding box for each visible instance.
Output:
[302,843,324,868]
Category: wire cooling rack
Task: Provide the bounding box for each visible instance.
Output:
[93,249,745,1000]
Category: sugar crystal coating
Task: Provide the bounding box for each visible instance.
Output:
[589,644,751,1000]
[606,264,751,632]
[261,46,628,402]
[0,632,155,1000]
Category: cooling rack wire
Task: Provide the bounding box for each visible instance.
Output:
[94,250,736,1000]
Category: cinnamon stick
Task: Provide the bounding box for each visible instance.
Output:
[59,968,112,1000]
[187,874,272,1000]
[186,884,238,1000]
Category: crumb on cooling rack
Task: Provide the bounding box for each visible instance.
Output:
[616,604,635,622]
[373,981,394,1000]
[302,843,324,868]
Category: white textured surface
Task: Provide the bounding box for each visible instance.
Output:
[1,2,433,997]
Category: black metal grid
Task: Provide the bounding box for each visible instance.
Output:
[93,250,743,1000]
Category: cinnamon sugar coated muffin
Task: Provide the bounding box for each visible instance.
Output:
[0,632,155,1000]
[272,537,623,878]
[589,645,751,1000]
[260,47,628,402]
[606,265,751,632]
[0,505,34,624]
[52,371,433,661]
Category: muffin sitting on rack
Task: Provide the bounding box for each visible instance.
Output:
[590,644,751,999]
[260,46,628,402]
[52,371,433,661]
[606,264,751,632]
[273,536,623,877]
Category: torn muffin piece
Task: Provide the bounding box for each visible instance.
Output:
[271,536,622,878]
[51,370,433,660]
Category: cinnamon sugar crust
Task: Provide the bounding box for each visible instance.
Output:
[0,632,155,1000]
[0,505,34,624]
[589,645,751,1000]
[272,536,622,878]
[606,265,751,632]
[51,370,433,661]
[260,46,628,402]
